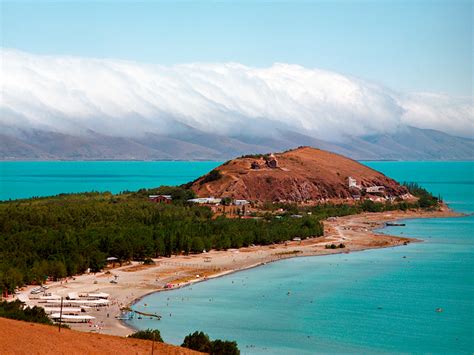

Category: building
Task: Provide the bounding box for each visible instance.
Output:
[366,186,385,193]
[234,199,250,206]
[149,195,172,203]
[187,197,222,205]
[348,176,360,189]
[266,153,279,168]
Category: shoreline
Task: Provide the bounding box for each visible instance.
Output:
[15,206,461,337]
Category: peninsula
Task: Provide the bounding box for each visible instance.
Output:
[0,146,458,340]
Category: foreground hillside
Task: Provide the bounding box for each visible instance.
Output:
[190,146,409,203]
[0,317,200,354]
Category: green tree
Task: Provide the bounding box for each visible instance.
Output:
[191,237,205,254]
[182,331,212,353]
[48,260,67,281]
[128,329,163,342]
[211,339,240,355]
[0,300,52,325]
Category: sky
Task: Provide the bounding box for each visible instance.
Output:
[1,0,472,96]
[0,0,473,140]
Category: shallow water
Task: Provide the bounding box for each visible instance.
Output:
[127,162,473,354]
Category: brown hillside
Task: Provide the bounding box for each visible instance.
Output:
[190,146,409,203]
[0,317,201,355]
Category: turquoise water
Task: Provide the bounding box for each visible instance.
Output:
[0,161,220,200]
[1,161,473,352]
[126,161,473,354]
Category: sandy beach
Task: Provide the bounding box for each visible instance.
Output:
[15,206,460,337]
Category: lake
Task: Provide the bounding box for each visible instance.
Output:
[1,160,472,353]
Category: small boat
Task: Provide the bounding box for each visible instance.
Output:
[385,222,406,227]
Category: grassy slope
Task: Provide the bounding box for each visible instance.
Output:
[0,317,201,355]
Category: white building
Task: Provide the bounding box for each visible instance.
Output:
[366,186,385,193]
[188,197,222,204]
[348,176,360,189]
[234,199,250,206]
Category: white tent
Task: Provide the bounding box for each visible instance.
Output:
[45,299,109,306]
[42,307,83,314]
[17,294,29,303]
[38,294,61,302]
[67,292,79,300]
[87,292,109,299]
[50,313,95,323]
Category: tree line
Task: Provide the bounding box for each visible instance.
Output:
[0,182,438,295]
[0,190,322,294]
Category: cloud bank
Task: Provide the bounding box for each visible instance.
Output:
[1,49,472,140]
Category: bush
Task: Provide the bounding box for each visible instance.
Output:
[182,331,240,354]
[200,170,222,185]
[210,339,240,355]
[134,186,195,202]
[143,258,155,265]
[221,197,232,206]
[182,331,212,353]
[128,329,163,342]
[325,243,345,249]
[0,300,52,325]
[403,182,439,208]
[239,153,269,160]
[360,200,383,213]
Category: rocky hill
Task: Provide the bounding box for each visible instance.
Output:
[190,147,410,203]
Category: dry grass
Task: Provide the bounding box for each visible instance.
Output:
[0,317,201,355]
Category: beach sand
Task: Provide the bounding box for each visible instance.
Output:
[15,206,460,337]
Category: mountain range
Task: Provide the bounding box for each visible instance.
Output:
[1,126,472,161]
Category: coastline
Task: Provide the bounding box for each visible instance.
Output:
[15,206,461,337]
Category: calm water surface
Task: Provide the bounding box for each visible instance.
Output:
[127,162,473,354]
[0,161,220,200]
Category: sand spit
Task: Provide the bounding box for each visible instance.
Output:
[14,207,460,337]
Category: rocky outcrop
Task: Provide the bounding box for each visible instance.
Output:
[190,147,410,203]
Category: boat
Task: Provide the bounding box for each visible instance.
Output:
[385,222,406,226]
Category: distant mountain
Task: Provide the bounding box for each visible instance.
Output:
[1,126,472,161]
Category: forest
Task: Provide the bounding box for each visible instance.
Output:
[0,188,322,294]
[0,182,437,295]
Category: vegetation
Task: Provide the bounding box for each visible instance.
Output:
[325,243,345,249]
[238,153,269,159]
[221,197,232,206]
[182,331,212,353]
[267,197,435,219]
[128,329,163,342]
[132,186,195,203]
[182,331,239,355]
[210,339,240,355]
[0,300,52,325]
[0,190,323,294]
[403,182,440,208]
[199,169,223,185]
[0,181,440,295]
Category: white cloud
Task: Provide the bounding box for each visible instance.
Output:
[1,48,472,140]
